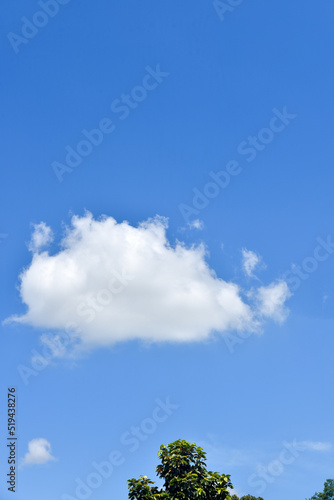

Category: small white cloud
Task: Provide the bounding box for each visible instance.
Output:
[256,281,291,323]
[298,441,332,452]
[20,438,56,467]
[228,487,240,497]
[199,439,252,468]
[242,248,265,278]
[7,214,291,351]
[28,222,53,253]
[188,219,204,230]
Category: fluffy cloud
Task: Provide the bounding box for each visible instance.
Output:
[242,248,264,278]
[20,438,56,467]
[28,222,53,253]
[8,214,291,350]
[256,281,291,322]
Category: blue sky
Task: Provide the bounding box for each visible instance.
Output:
[1,1,334,499]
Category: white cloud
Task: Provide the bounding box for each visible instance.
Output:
[203,442,252,468]
[20,438,56,467]
[256,281,291,323]
[228,487,242,498]
[298,441,332,452]
[7,214,291,350]
[188,219,204,230]
[28,222,53,253]
[242,248,264,278]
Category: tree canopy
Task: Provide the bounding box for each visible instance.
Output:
[307,479,334,500]
[231,496,264,500]
[128,439,233,499]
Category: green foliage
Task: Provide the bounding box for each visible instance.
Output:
[231,495,264,500]
[128,439,233,500]
[307,479,334,500]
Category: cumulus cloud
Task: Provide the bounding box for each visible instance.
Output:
[7,213,291,350]
[20,438,56,467]
[256,281,291,322]
[242,248,265,278]
[28,222,53,253]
